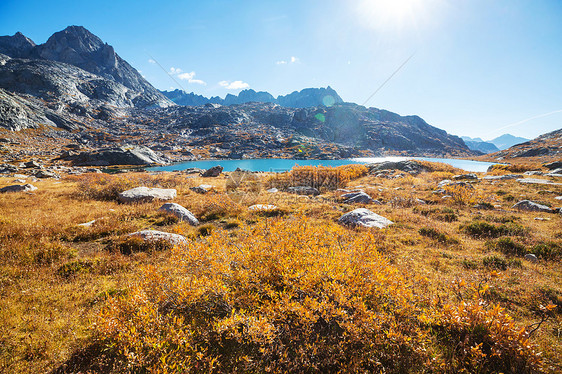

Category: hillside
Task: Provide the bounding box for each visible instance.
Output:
[482,128,562,162]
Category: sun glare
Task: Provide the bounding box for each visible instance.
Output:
[357,0,440,33]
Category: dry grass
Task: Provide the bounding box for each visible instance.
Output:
[0,165,561,373]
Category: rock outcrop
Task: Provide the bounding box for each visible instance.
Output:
[66,146,167,166]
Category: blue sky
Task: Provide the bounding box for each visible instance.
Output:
[1,0,561,140]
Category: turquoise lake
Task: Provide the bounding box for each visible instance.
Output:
[149,157,496,173]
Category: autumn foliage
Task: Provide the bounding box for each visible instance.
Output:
[94,217,542,373]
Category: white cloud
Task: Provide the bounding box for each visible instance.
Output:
[169,67,207,85]
[219,80,250,90]
[169,67,183,75]
[276,56,300,65]
[148,59,156,64]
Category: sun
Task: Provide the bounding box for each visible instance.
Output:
[356,0,439,33]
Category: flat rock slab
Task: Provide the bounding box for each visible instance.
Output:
[128,230,188,246]
[248,204,278,211]
[287,186,320,196]
[512,200,553,213]
[0,183,37,193]
[338,208,393,229]
[483,174,523,181]
[158,203,199,226]
[516,178,562,186]
[118,187,177,203]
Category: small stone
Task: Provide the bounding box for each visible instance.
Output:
[267,188,278,193]
[78,220,96,227]
[287,186,320,196]
[524,253,538,263]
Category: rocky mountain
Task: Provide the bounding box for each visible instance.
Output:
[0,25,475,162]
[161,86,343,108]
[0,26,171,109]
[490,134,529,150]
[487,128,561,159]
[461,136,500,154]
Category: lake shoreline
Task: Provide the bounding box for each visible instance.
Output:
[147,156,498,173]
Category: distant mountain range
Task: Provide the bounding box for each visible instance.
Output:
[460,136,500,154]
[489,134,530,150]
[461,134,530,154]
[161,87,343,108]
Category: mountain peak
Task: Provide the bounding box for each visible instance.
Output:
[42,25,104,54]
[0,31,36,58]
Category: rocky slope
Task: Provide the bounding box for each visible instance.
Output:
[162,86,343,108]
[487,128,561,159]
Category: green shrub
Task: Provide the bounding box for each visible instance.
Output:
[486,237,526,256]
[462,221,527,239]
[107,236,173,255]
[419,227,459,244]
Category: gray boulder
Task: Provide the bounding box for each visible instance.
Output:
[512,200,552,213]
[0,183,37,193]
[201,165,223,177]
[368,160,428,175]
[524,253,538,263]
[190,184,214,194]
[287,186,320,196]
[128,230,187,246]
[118,187,176,203]
[158,203,199,226]
[342,191,376,204]
[338,208,393,229]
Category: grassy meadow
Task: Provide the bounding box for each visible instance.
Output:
[0,163,561,373]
